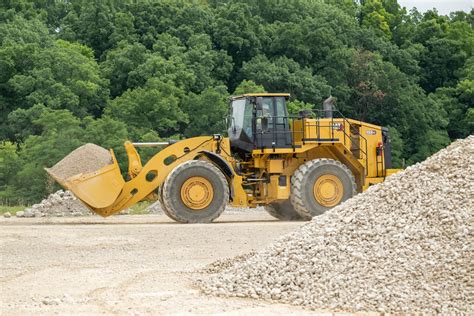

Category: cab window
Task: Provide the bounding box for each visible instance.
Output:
[275,97,287,124]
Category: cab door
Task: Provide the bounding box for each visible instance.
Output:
[254,97,292,149]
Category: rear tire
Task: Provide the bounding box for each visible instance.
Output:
[264,200,308,221]
[161,160,228,223]
[290,158,356,219]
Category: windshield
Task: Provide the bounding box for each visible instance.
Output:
[230,98,253,137]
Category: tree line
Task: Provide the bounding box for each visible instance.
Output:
[0,0,472,203]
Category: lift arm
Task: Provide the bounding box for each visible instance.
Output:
[49,136,226,217]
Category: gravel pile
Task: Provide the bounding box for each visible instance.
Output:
[16,190,92,218]
[46,143,112,182]
[200,252,256,274]
[198,136,474,314]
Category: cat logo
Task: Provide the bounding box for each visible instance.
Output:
[366,130,377,135]
[332,123,343,130]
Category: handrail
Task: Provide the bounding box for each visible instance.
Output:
[251,109,370,175]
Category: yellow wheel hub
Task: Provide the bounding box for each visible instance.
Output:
[180,177,213,210]
[313,174,343,207]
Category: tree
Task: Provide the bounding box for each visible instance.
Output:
[359,0,394,38]
[108,12,138,47]
[100,42,149,98]
[127,54,196,92]
[233,80,266,95]
[6,104,47,142]
[106,79,188,139]
[182,87,229,137]
[183,34,233,92]
[420,37,467,92]
[1,37,109,138]
[287,100,315,115]
[240,55,331,104]
[13,109,85,201]
[0,141,20,203]
[58,1,115,58]
[211,2,262,68]
[429,57,474,139]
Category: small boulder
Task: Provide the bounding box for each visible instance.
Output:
[23,208,34,218]
[119,209,130,215]
[16,211,25,218]
[3,212,11,218]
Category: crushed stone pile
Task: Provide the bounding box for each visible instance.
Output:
[198,136,474,314]
[46,143,112,182]
[200,252,256,274]
[17,190,92,218]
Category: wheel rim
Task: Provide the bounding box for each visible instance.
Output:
[313,174,343,207]
[180,177,213,210]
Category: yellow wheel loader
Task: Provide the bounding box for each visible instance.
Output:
[47,93,400,223]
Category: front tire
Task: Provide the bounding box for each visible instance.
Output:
[290,158,356,219]
[161,160,228,223]
[158,185,180,222]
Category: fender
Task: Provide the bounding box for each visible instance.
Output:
[198,150,236,200]
[198,150,234,179]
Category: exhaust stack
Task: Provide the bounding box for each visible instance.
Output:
[323,96,335,118]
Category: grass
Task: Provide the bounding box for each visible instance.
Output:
[128,201,153,215]
[0,205,26,216]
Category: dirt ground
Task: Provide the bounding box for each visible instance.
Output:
[0,212,336,315]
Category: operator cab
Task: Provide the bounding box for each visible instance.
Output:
[228,93,292,153]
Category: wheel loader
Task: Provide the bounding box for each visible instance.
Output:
[47,93,400,222]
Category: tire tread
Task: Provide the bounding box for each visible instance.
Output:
[290,158,357,219]
[161,160,229,223]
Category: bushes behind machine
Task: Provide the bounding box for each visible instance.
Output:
[46,143,113,183]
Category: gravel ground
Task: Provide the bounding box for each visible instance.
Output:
[0,213,325,315]
[10,191,264,218]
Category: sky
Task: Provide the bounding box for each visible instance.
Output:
[398,0,472,15]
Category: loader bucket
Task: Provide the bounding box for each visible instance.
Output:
[45,150,125,210]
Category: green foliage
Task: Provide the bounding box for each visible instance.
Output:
[360,0,394,38]
[0,0,472,203]
[233,80,266,95]
[14,109,85,201]
[182,86,229,137]
[0,142,20,200]
[106,79,188,139]
[241,55,332,104]
[287,100,315,115]
[0,33,109,127]
[101,42,149,98]
[2,107,131,203]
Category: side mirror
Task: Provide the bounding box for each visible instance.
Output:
[228,116,236,133]
[255,97,263,111]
